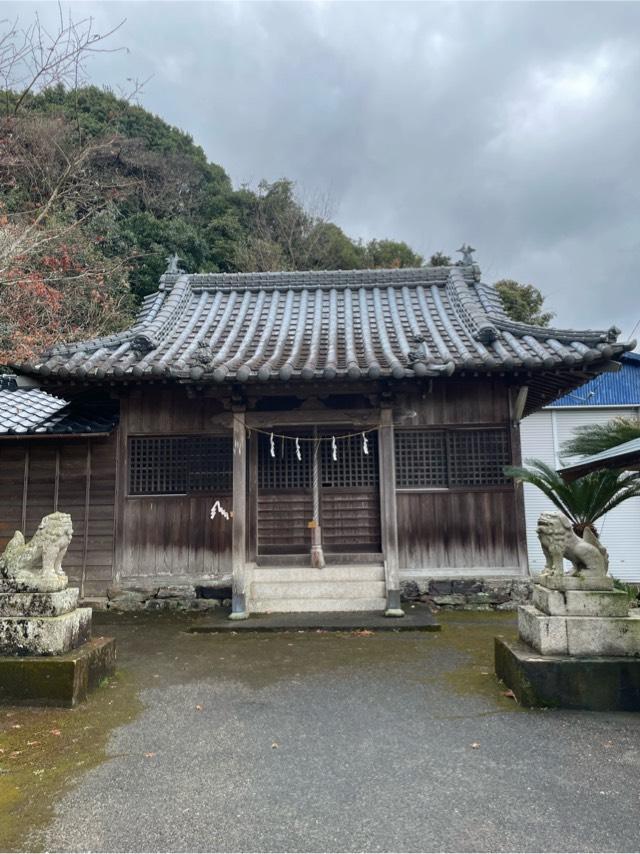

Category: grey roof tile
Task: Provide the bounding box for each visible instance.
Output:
[17,265,635,384]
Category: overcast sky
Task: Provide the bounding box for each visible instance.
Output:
[5,1,640,337]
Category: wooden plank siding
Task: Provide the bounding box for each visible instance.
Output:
[115,389,233,584]
[0,436,117,596]
[394,378,525,572]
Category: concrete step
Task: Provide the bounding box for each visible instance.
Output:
[251,580,387,600]
[253,566,385,583]
[249,597,387,613]
[257,553,383,567]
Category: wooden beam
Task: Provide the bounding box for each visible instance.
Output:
[80,439,92,598]
[21,446,29,533]
[245,409,379,428]
[230,410,249,619]
[378,406,404,617]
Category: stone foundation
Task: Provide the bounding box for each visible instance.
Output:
[0,636,116,707]
[495,637,640,711]
[106,584,232,612]
[401,577,533,610]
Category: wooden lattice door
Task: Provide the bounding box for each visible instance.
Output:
[319,431,381,553]
[257,431,313,554]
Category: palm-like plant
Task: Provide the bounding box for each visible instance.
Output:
[562,417,640,458]
[505,459,640,537]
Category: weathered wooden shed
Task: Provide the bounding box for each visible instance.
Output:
[4,255,634,615]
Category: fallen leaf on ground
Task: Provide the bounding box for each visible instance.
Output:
[471,742,480,749]
[502,689,517,700]
[353,629,374,637]
[49,729,61,736]
[271,742,279,749]
[26,741,40,747]
[195,704,203,711]
[9,751,23,757]
[11,724,21,729]
[144,752,156,758]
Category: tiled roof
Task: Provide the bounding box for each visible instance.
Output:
[18,265,635,388]
[559,437,640,480]
[548,352,640,407]
[0,388,67,433]
[0,386,118,436]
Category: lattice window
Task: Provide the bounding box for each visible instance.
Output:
[128,435,232,495]
[258,432,312,490]
[395,430,447,488]
[448,429,510,487]
[320,432,379,488]
[187,437,233,491]
[395,428,510,489]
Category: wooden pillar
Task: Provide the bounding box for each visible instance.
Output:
[230,410,249,619]
[310,429,325,568]
[378,406,404,617]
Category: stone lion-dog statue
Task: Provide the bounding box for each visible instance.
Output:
[536,510,608,578]
[0,512,73,592]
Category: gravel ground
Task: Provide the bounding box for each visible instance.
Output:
[6,610,640,853]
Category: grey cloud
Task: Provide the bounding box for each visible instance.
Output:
[4,1,640,335]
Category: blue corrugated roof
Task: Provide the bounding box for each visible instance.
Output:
[549,352,640,407]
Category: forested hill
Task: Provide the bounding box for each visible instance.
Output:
[0,86,547,365]
[0,86,429,363]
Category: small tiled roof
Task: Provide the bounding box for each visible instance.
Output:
[0,384,118,436]
[0,387,67,433]
[548,352,640,407]
[17,265,635,411]
[559,437,640,480]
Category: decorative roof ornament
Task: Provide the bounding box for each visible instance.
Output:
[164,253,185,275]
[456,244,476,265]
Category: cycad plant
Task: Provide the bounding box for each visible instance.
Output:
[562,417,640,458]
[505,459,640,537]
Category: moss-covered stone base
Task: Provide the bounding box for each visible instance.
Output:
[0,636,116,708]
[495,637,640,711]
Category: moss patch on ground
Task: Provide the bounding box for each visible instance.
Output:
[0,669,142,852]
[434,610,521,708]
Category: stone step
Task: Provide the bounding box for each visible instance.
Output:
[253,566,385,583]
[251,580,387,600]
[257,553,384,567]
[249,597,387,613]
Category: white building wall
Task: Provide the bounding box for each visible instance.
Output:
[520,407,640,582]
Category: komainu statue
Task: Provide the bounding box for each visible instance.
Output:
[0,512,73,592]
[536,511,608,578]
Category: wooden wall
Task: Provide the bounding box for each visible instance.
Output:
[115,388,233,585]
[395,378,527,572]
[0,436,117,596]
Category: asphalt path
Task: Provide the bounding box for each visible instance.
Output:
[30,611,640,852]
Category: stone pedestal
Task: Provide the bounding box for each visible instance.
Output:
[496,574,640,711]
[518,577,640,657]
[0,588,92,656]
[0,511,116,704]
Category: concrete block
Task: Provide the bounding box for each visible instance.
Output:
[0,588,79,617]
[565,613,640,657]
[0,636,116,707]
[495,637,640,711]
[533,585,630,617]
[0,607,92,656]
[536,575,613,591]
[518,605,568,655]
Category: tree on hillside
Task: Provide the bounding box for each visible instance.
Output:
[494,279,554,327]
[365,240,423,269]
[0,10,136,364]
